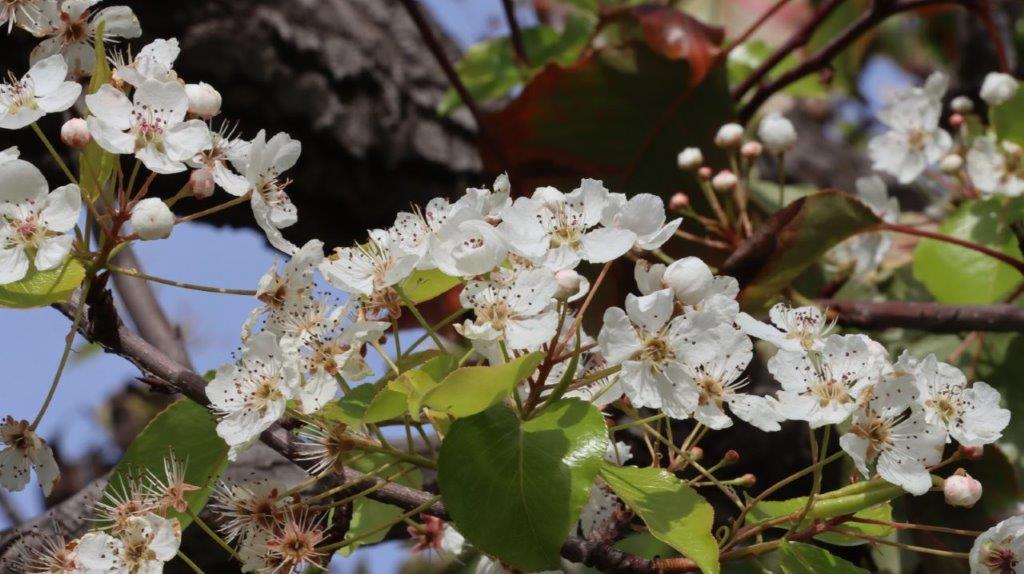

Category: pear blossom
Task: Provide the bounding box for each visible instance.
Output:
[320,229,418,299]
[185,81,222,118]
[597,289,698,419]
[839,375,945,495]
[499,179,635,270]
[675,324,784,431]
[737,303,834,352]
[0,54,81,129]
[431,218,508,277]
[243,239,323,341]
[0,0,42,33]
[236,130,302,254]
[187,122,251,195]
[111,38,180,87]
[7,531,80,574]
[768,334,883,427]
[0,416,60,495]
[77,513,181,573]
[27,0,141,79]
[580,442,632,537]
[0,157,81,284]
[206,331,301,459]
[967,137,1024,197]
[408,516,466,561]
[980,72,1019,106]
[455,267,558,350]
[601,193,681,251]
[869,72,952,183]
[634,258,739,325]
[85,79,212,174]
[0,146,17,165]
[970,515,1024,574]
[209,480,288,543]
[828,176,899,275]
[911,354,1009,447]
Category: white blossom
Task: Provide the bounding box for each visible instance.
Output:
[869,72,952,183]
[455,267,558,350]
[839,375,944,495]
[244,239,323,341]
[910,353,1010,447]
[0,0,43,33]
[187,122,251,196]
[828,176,899,276]
[499,179,635,270]
[319,228,418,298]
[737,303,833,352]
[970,515,1024,574]
[111,38,180,87]
[768,334,882,427]
[0,157,81,284]
[676,324,783,431]
[601,192,681,251]
[634,259,739,326]
[0,416,59,495]
[185,81,222,119]
[77,513,181,573]
[0,54,80,129]
[86,79,212,174]
[28,0,142,79]
[967,137,1024,197]
[597,289,697,419]
[580,442,632,537]
[980,72,1019,107]
[237,130,302,254]
[206,331,301,459]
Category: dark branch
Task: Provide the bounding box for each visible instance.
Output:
[501,0,530,66]
[821,299,1024,332]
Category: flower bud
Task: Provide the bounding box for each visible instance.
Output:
[944,469,982,508]
[737,473,757,488]
[757,113,797,154]
[740,141,763,159]
[940,154,963,174]
[959,444,984,460]
[950,95,974,114]
[711,169,738,192]
[697,166,713,181]
[980,72,1019,107]
[185,82,222,119]
[723,449,740,464]
[554,269,583,300]
[677,147,704,170]
[714,123,745,148]
[60,118,91,148]
[189,168,216,199]
[949,113,964,128]
[663,256,713,304]
[130,198,175,240]
[669,192,690,212]
[688,447,703,461]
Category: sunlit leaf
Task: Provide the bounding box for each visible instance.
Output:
[0,257,86,309]
[778,541,870,574]
[422,351,544,417]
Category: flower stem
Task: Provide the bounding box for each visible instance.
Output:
[176,550,206,574]
[394,285,445,350]
[105,264,257,296]
[31,122,77,185]
[31,278,91,429]
[187,509,243,562]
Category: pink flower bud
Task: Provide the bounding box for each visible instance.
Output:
[724,449,740,464]
[688,447,703,461]
[943,470,982,508]
[740,141,763,159]
[737,473,756,488]
[697,166,713,181]
[669,192,690,211]
[189,168,216,199]
[712,170,738,192]
[60,118,91,148]
[949,113,964,128]
[714,123,744,148]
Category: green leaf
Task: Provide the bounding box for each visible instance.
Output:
[331,382,407,424]
[913,198,1024,304]
[101,400,228,529]
[337,452,423,556]
[437,399,608,571]
[439,18,594,115]
[600,464,719,574]
[725,191,881,308]
[423,351,544,417]
[0,257,86,308]
[728,41,826,99]
[991,88,1024,145]
[778,541,870,574]
[79,21,116,201]
[748,498,893,546]
[388,369,437,414]
[398,268,460,305]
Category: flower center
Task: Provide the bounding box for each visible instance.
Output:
[696,375,725,406]
[251,378,283,412]
[640,336,673,364]
[983,544,1018,574]
[810,378,851,407]
[478,301,511,331]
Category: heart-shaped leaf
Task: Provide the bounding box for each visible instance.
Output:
[423,351,544,417]
[0,257,86,309]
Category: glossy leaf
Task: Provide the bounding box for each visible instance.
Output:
[398,268,461,305]
[723,191,881,308]
[480,41,733,201]
[423,351,544,417]
[991,88,1024,145]
[0,257,86,308]
[437,399,608,571]
[337,452,423,556]
[778,541,870,574]
[332,382,407,424]
[101,400,228,529]
[913,198,1024,304]
[439,18,593,115]
[600,463,719,574]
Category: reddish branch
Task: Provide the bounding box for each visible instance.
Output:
[737,0,990,122]
[821,299,1024,332]
[501,0,530,66]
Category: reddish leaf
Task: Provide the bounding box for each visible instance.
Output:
[630,5,723,85]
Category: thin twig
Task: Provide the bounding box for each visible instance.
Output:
[501,0,529,66]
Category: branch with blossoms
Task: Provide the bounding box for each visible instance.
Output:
[2,1,1024,574]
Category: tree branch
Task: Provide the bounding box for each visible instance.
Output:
[820,299,1024,332]
[502,0,530,66]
